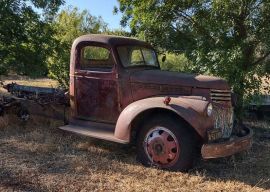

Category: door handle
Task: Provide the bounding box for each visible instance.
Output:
[75,75,86,80]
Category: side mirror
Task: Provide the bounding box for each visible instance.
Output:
[161,55,166,62]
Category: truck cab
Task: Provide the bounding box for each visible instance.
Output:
[60,34,252,171]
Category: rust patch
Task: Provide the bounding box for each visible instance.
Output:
[201,127,253,159]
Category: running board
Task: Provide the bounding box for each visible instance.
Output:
[59,120,128,144]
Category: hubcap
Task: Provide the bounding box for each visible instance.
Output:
[144,127,180,167]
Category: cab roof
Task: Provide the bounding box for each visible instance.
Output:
[73,34,152,48]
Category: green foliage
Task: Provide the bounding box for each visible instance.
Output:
[159,53,194,73]
[103,29,131,37]
[47,7,108,87]
[83,46,110,60]
[117,0,270,120]
[0,0,64,77]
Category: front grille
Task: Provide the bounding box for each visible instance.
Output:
[210,89,234,138]
[210,89,231,103]
[212,106,234,138]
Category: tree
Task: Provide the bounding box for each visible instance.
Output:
[48,7,108,87]
[159,53,194,73]
[103,28,131,37]
[116,0,270,120]
[0,0,64,76]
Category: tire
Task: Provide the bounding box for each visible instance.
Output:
[136,115,196,171]
[17,107,30,121]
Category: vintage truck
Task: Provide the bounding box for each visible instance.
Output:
[1,34,252,171]
[57,34,252,171]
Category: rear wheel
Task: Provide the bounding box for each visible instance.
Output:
[136,116,196,171]
[17,106,30,121]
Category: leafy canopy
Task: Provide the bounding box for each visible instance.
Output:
[47,7,108,87]
[117,0,270,118]
[0,0,64,76]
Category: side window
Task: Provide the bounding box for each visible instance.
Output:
[130,49,144,65]
[80,46,113,71]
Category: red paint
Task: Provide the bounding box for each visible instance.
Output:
[164,96,171,105]
[145,128,179,167]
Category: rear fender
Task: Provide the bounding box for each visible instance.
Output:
[114,96,213,143]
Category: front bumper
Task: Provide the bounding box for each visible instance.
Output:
[201,126,253,159]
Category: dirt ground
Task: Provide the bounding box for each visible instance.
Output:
[0,78,269,192]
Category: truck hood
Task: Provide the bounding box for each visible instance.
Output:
[130,69,230,90]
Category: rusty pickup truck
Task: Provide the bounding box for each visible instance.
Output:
[56,34,251,171]
[0,34,253,171]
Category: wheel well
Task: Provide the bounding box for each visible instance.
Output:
[130,108,202,145]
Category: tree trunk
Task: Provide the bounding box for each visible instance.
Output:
[233,74,245,124]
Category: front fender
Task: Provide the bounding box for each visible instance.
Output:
[114,96,214,142]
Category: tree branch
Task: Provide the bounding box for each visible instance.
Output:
[252,51,270,66]
[173,9,215,42]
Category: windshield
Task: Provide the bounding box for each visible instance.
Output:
[117,46,159,68]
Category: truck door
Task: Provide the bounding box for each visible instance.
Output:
[74,43,119,123]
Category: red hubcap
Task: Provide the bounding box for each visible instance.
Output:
[144,127,180,167]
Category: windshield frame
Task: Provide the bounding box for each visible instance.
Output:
[116,45,160,69]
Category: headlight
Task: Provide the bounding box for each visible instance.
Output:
[207,103,213,116]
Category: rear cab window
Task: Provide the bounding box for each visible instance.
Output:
[79,45,113,72]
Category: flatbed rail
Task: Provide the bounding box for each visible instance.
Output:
[248,95,270,119]
[0,82,69,121]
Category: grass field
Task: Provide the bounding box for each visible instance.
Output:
[0,78,269,191]
[0,116,269,192]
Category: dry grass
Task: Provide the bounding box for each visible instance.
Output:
[0,77,269,191]
[0,75,58,88]
[0,116,269,192]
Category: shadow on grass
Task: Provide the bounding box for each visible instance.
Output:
[0,167,48,192]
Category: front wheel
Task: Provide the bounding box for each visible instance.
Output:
[136,116,196,171]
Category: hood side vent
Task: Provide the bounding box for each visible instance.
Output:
[210,89,231,103]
